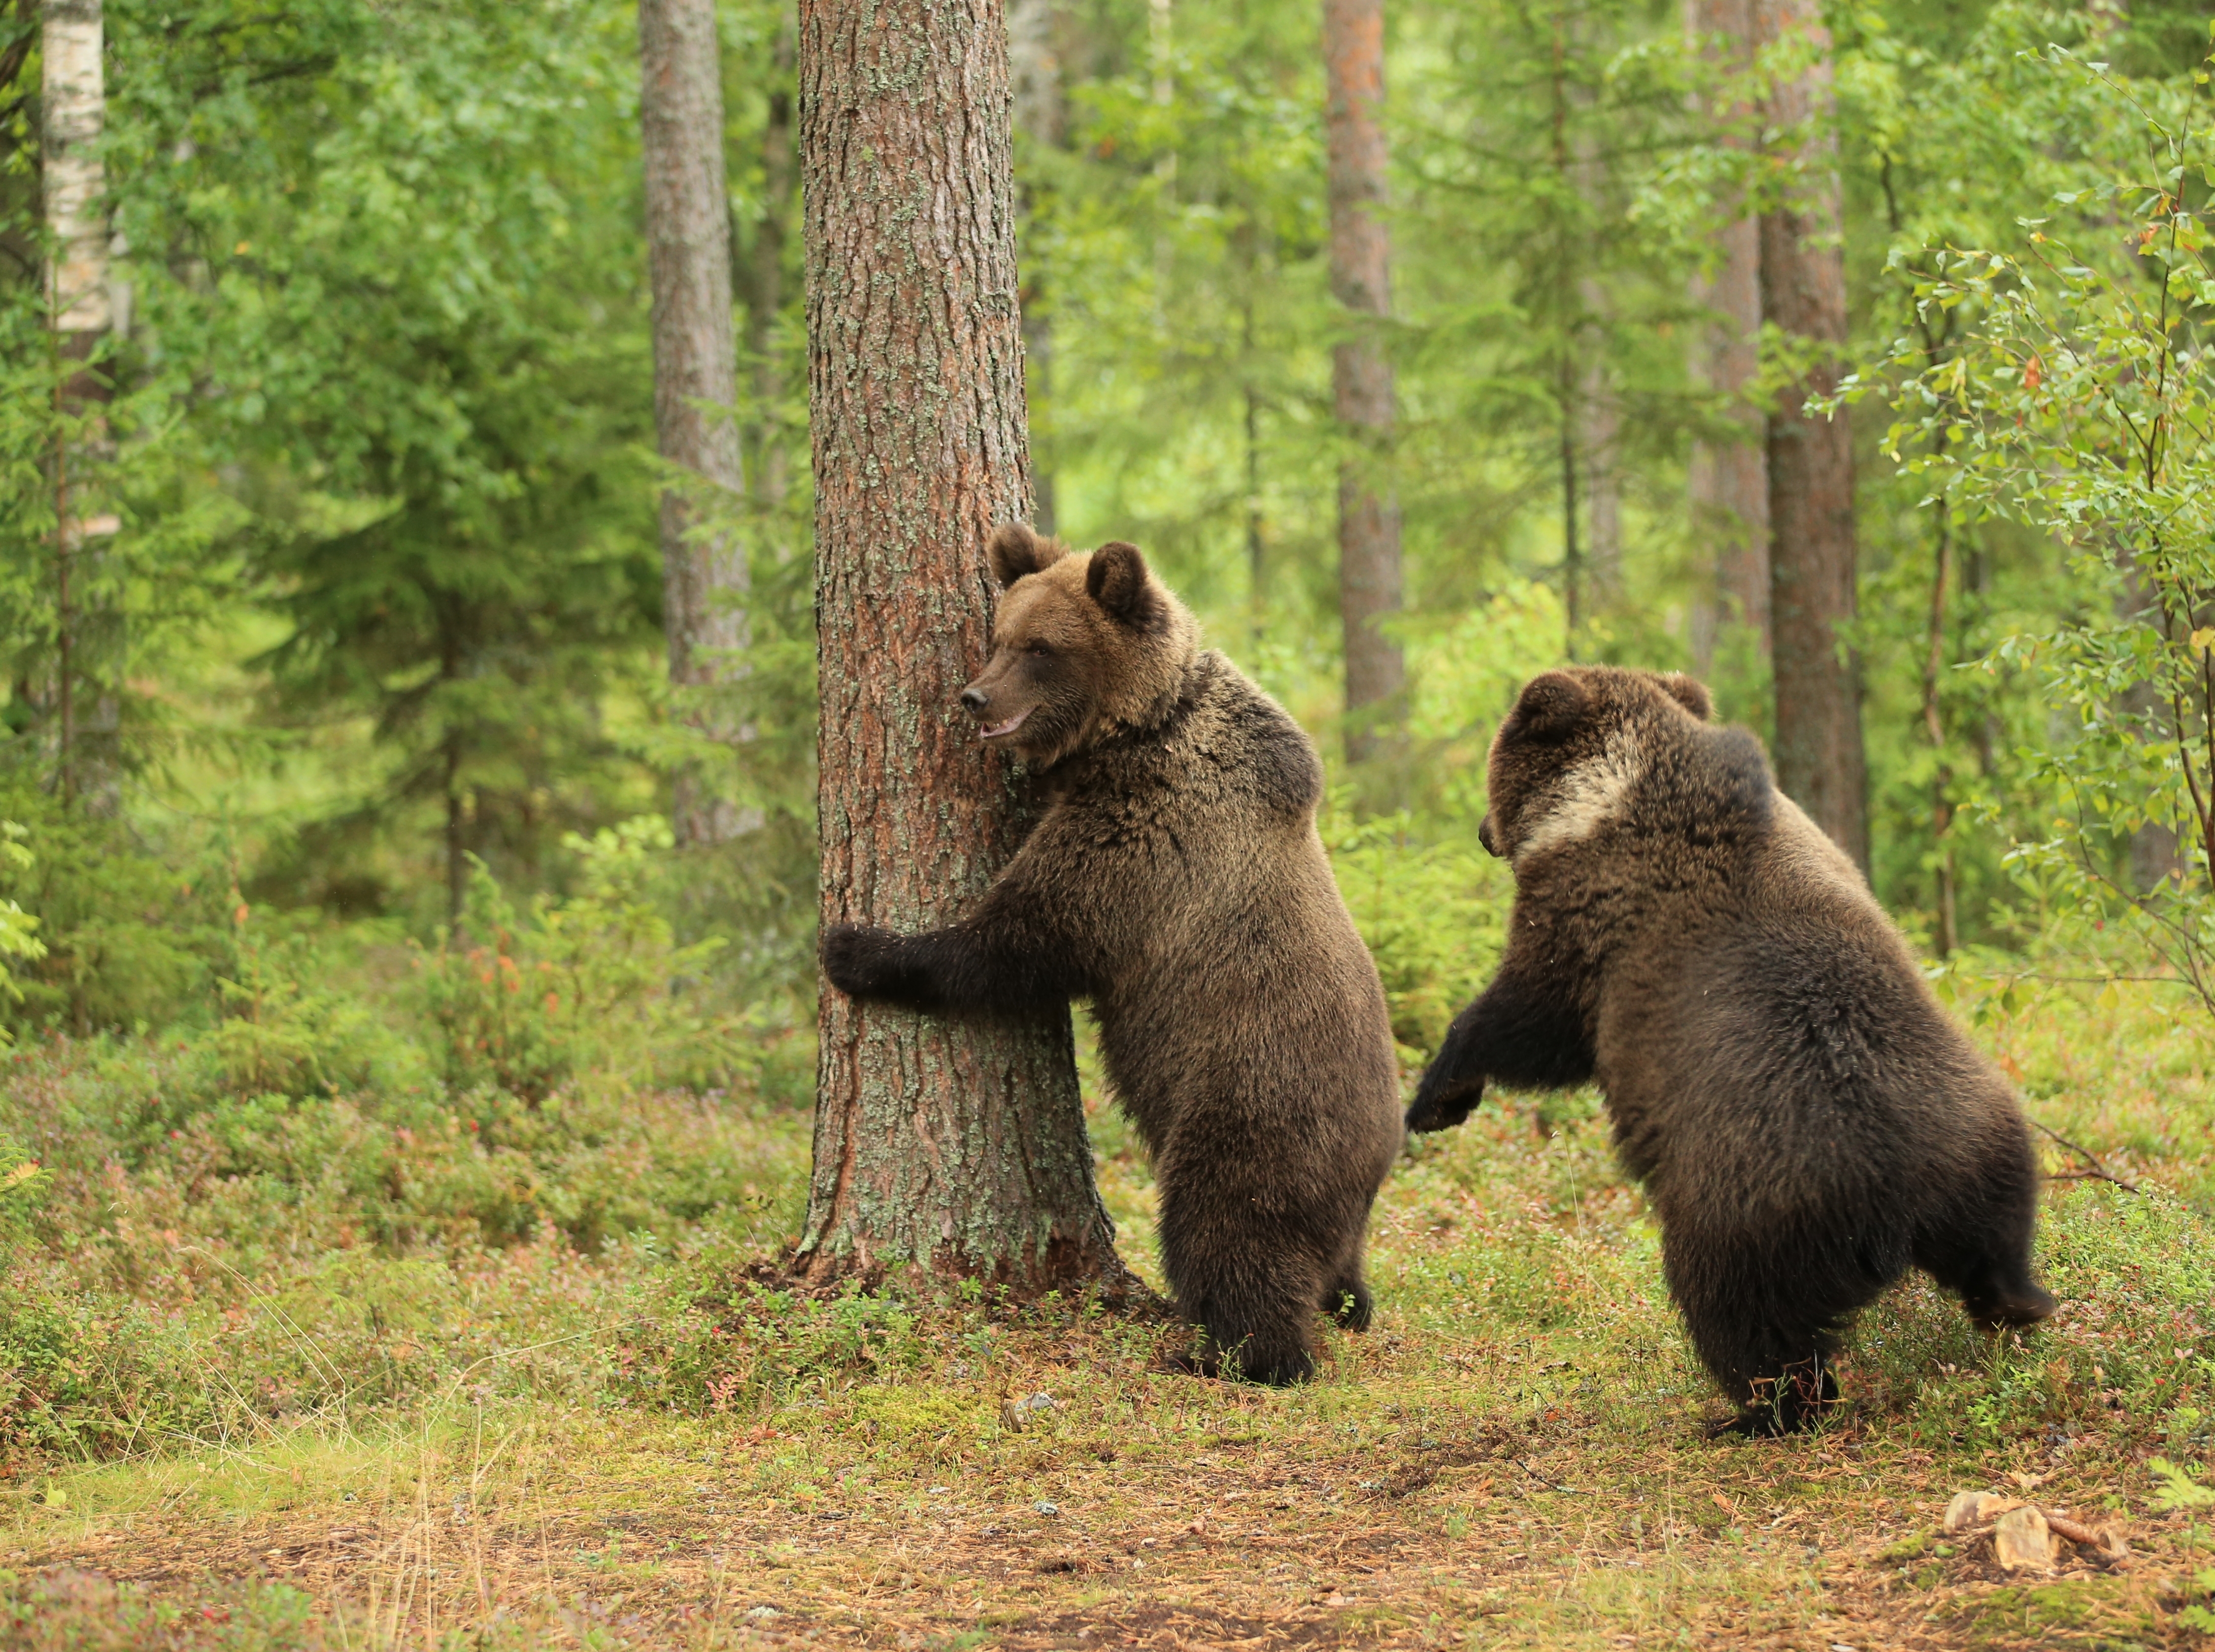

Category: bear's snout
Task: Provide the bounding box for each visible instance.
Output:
[1477,815,1501,858]
[960,685,989,712]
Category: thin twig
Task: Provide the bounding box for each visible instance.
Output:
[2031,1117,2142,1194]
[1512,1455,1574,1494]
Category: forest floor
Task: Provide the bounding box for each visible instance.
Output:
[4,984,2215,1650]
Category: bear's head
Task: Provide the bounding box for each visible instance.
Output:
[1479,666,1719,865]
[959,523,1200,769]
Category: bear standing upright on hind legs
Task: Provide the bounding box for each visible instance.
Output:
[1409,666,2055,1435]
[822,524,1403,1385]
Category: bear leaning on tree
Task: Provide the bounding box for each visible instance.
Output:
[821,523,1404,1386]
[1407,665,2056,1435]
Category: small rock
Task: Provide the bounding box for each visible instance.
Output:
[1992,1505,2057,1572]
[1943,1490,2023,1533]
[744,1605,779,1622]
[1023,1391,1055,1411]
[1035,1500,1060,1517]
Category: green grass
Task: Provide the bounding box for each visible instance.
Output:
[2,978,2214,1647]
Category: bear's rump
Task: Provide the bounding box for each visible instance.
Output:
[1599,926,2005,1222]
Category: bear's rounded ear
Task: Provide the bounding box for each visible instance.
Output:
[989,522,1064,588]
[1654,672,1712,721]
[1086,540,1165,630]
[1508,671,1588,741]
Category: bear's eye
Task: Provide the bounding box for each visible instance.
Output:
[1027,643,1053,659]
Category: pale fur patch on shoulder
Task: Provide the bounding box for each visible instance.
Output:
[1514,732,1644,863]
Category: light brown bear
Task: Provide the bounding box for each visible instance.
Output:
[822,525,1403,1384]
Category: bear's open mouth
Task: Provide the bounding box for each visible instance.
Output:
[980,706,1032,740]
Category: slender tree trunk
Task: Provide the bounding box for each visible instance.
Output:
[44,0,118,814]
[1562,26,1617,619]
[1920,491,1957,955]
[1009,0,1065,535]
[1244,313,1265,651]
[444,728,467,927]
[2119,555,2184,892]
[1685,0,1770,675]
[1325,0,1403,773]
[640,0,751,847]
[746,18,796,521]
[1755,0,1866,872]
[1558,385,1581,653]
[1577,286,1621,614]
[799,0,1132,1293]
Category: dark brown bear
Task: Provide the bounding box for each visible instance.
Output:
[822,525,1403,1384]
[1407,666,2054,1434]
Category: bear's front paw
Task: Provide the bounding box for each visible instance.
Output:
[821,923,902,997]
[1405,1068,1482,1135]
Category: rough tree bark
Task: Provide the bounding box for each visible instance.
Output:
[1685,0,1769,672]
[44,0,119,815]
[1008,0,1065,535]
[798,0,1132,1293]
[640,0,751,847]
[1755,0,1866,871]
[1325,0,1404,774]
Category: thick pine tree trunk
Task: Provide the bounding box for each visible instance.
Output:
[639,0,751,847]
[44,0,119,815]
[1755,0,1866,871]
[1324,0,1403,773]
[798,0,1132,1293]
[1684,0,1769,673]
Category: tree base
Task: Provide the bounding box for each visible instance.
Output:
[748,1239,1169,1318]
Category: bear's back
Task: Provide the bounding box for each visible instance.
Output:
[1601,783,2021,1215]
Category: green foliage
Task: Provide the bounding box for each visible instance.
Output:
[2151,1456,2215,1512]
[0,780,233,1038]
[0,822,44,1031]
[1868,38,2215,1004]
[1326,805,1503,1057]
[413,818,786,1103]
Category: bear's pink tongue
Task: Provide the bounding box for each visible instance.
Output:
[981,706,1032,739]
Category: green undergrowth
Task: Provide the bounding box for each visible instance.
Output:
[0,940,2212,1646]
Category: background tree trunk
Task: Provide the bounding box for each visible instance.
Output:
[1577,283,1621,617]
[44,0,119,816]
[640,0,751,848]
[1009,0,1065,535]
[1324,0,1404,776]
[798,0,1132,1293]
[1755,0,1866,871]
[743,17,796,524]
[1684,0,1769,675]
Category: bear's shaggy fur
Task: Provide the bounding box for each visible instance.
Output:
[1408,666,2054,1433]
[822,525,1404,1384]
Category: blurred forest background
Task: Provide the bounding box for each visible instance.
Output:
[3,0,2215,1455]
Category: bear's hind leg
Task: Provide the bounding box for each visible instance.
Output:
[1914,1128,2054,1329]
[1159,1195,1323,1386]
[1323,1233,1374,1331]
[1325,1276,1373,1331]
[1665,1223,1884,1436]
[1182,1275,1319,1386]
